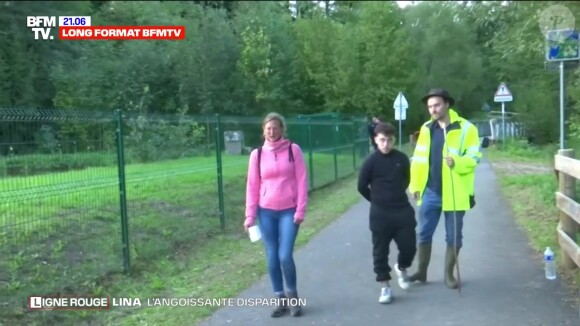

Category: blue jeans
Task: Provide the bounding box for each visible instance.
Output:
[418,188,465,248]
[258,206,300,295]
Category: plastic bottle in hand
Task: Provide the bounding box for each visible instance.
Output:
[544,247,556,280]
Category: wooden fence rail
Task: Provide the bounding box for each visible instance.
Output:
[554,149,580,269]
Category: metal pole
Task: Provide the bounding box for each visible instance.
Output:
[352,121,356,171]
[443,125,461,294]
[501,102,505,144]
[560,61,565,150]
[398,104,402,150]
[115,109,130,274]
[215,114,225,232]
[333,119,338,181]
[307,118,314,190]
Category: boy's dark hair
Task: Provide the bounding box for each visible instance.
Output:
[374,122,396,137]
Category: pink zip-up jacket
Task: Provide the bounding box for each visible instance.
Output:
[245,138,308,225]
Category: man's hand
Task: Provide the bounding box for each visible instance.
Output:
[445,156,455,168]
[412,191,420,201]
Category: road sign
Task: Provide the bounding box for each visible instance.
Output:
[395,108,406,120]
[392,91,408,149]
[545,60,579,72]
[393,92,409,110]
[546,29,580,62]
[393,91,407,121]
[539,5,575,42]
[494,82,513,102]
[494,82,513,144]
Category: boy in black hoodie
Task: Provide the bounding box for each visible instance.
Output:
[357,122,417,304]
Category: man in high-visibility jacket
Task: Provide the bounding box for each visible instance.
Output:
[407,88,482,289]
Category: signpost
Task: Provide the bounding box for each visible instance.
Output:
[493,82,513,143]
[393,92,408,150]
[545,29,580,149]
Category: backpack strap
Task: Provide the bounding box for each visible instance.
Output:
[257,146,263,179]
[288,142,295,162]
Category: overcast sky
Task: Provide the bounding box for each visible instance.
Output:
[397,1,417,8]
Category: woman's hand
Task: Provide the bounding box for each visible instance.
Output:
[243,217,254,231]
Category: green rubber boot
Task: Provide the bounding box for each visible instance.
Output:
[445,246,461,289]
[408,243,432,283]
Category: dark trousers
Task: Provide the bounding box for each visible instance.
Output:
[370,204,417,282]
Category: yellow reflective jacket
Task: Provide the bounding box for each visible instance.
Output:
[409,109,482,211]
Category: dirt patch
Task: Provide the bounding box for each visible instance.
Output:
[491,160,553,176]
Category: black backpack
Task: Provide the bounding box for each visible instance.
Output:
[257,142,295,179]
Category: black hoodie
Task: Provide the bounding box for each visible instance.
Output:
[357,148,411,209]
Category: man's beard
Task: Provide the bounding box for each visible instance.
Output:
[432,113,446,121]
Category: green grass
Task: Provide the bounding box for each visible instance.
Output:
[0,146,367,325]
[486,143,580,297]
[104,175,361,325]
[485,139,558,164]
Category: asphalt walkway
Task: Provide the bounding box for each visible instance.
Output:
[199,158,579,326]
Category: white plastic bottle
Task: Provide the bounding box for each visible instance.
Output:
[544,247,556,280]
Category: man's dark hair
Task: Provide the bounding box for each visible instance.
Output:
[374,122,396,137]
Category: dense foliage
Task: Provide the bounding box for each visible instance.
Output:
[1,1,580,144]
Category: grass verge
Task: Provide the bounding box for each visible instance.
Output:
[1,147,365,325]
[486,141,579,304]
[6,174,361,325]
[485,139,558,164]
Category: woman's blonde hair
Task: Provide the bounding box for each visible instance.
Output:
[262,112,287,137]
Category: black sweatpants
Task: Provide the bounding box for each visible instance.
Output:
[370,203,417,282]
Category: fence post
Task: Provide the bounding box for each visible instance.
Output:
[114,109,130,274]
[215,114,225,232]
[352,121,356,171]
[558,149,577,269]
[333,118,338,181]
[307,118,314,190]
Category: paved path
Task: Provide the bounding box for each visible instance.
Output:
[199,159,579,326]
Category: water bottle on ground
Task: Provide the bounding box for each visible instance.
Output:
[544,247,556,280]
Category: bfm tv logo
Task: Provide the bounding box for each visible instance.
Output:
[26,16,91,40]
[26,16,56,40]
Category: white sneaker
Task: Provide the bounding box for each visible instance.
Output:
[378,286,392,304]
[394,264,410,290]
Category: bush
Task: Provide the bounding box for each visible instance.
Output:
[0,152,117,177]
[124,115,207,163]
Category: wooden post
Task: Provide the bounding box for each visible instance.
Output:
[558,149,578,269]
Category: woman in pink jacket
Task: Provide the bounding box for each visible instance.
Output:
[244,112,309,318]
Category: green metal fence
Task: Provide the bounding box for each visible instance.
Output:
[0,108,370,311]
